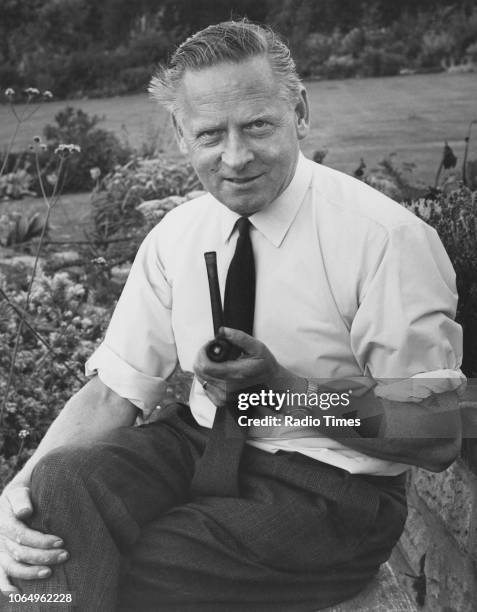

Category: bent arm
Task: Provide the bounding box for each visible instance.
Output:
[7,376,137,490]
[271,366,462,473]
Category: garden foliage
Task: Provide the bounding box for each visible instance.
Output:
[0,267,111,485]
[42,107,131,193]
[0,154,201,486]
[1,1,476,98]
[90,156,201,242]
[408,187,477,378]
[0,104,132,199]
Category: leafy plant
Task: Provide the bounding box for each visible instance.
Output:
[0,268,111,486]
[42,106,131,193]
[2,212,47,246]
[363,154,427,201]
[408,186,477,377]
[91,156,201,242]
[0,168,36,200]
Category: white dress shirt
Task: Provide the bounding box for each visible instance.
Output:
[86,153,464,475]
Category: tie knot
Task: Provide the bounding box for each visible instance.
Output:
[236,217,250,236]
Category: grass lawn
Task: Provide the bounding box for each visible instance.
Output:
[0,71,476,239]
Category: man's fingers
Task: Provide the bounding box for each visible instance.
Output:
[0,552,51,580]
[0,567,18,594]
[4,487,33,519]
[7,521,63,551]
[4,539,68,567]
[219,327,257,353]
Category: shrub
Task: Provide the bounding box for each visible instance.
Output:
[91,156,201,242]
[322,54,360,79]
[340,27,366,56]
[359,48,404,77]
[42,107,131,193]
[406,186,477,377]
[119,66,153,93]
[418,31,454,68]
[1,212,46,246]
[0,267,111,487]
[0,168,36,200]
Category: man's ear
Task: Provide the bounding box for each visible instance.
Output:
[294,87,310,140]
[172,113,188,155]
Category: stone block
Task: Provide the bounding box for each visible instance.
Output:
[322,562,417,611]
[411,462,477,554]
[400,494,477,611]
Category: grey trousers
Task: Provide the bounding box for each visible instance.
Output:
[13,404,407,612]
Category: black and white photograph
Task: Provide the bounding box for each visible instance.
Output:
[0,1,476,610]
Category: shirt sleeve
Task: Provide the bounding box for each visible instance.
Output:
[349,220,464,398]
[85,225,178,418]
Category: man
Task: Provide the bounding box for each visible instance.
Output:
[0,20,464,611]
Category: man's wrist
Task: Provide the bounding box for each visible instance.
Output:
[268,364,307,395]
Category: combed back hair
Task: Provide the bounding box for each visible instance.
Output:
[148,19,302,114]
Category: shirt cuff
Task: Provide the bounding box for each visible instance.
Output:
[374,369,467,403]
[85,343,167,418]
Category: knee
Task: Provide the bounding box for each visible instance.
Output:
[30,444,104,503]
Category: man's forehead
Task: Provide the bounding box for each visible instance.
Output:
[178,56,279,99]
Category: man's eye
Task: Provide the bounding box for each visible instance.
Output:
[245,120,271,133]
[250,120,268,129]
[198,130,220,141]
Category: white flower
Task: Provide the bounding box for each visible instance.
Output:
[4,88,15,97]
[24,87,40,96]
[90,167,101,180]
[42,90,53,99]
[91,256,107,266]
[54,143,81,156]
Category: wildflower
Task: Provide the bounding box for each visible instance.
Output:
[46,173,58,185]
[54,143,81,156]
[24,87,40,96]
[4,87,15,98]
[90,167,101,180]
[42,90,53,99]
[33,135,41,144]
[91,256,107,266]
[41,144,47,151]
[18,429,30,439]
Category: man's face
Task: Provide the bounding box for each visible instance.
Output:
[173,56,309,216]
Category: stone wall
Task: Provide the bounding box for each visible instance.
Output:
[397,383,477,611]
[400,462,477,611]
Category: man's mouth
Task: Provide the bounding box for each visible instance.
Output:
[224,174,262,184]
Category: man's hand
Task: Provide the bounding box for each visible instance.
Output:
[194,327,287,407]
[0,485,68,594]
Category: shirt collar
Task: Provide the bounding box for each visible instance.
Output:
[216,152,312,247]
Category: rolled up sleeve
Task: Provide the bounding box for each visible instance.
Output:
[85,224,178,418]
[350,221,463,384]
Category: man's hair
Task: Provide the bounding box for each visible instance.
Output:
[148,20,302,113]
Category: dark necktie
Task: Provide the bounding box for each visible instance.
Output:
[191,217,255,497]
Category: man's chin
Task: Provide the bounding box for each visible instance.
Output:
[218,195,269,215]
[212,187,270,215]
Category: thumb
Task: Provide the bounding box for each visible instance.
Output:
[5,486,33,519]
[219,327,257,353]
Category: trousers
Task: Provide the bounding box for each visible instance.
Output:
[12,404,407,612]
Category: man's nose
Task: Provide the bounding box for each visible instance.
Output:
[221,133,254,170]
